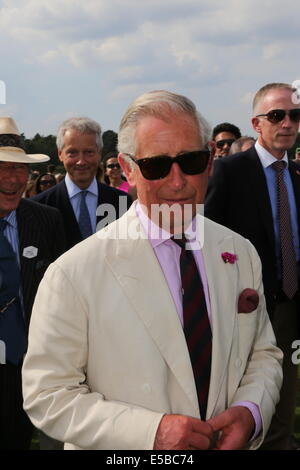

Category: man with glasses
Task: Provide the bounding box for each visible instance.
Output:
[23,91,282,450]
[212,122,241,158]
[0,117,66,449]
[205,82,300,450]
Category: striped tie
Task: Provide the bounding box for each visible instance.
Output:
[272,160,298,299]
[172,236,212,418]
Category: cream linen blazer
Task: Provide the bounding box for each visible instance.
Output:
[22,204,282,450]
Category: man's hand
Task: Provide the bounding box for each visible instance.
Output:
[207,406,255,450]
[153,414,214,450]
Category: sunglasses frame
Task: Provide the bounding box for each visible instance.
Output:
[125,150,210,180]
[106,163,121,169]
[215,139,235,149]
[256,108,300,124]
[39,180,55,185]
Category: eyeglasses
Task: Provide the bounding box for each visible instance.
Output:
[256,108,300,124]
[215,139,235,149]
[0,163,28,175]
[106,163,121,169]
[125,150,210,180]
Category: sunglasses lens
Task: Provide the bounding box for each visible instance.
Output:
[107,164,120,169]
[177,151,210,174]
[216,139,235,149]
[138,157,171,180]
[267,110,286,123]
[290,109,300,122]
[137,151,210,180]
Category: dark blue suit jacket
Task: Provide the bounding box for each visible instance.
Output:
[32,179,132,250]
[205,146,300,320]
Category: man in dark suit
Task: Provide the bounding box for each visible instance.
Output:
[32,117,132,250]
[0,117,66,449]
[205,82,300,450]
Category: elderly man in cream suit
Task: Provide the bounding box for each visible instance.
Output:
[22,91,282,450]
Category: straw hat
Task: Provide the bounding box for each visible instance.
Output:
[0,117,49,163]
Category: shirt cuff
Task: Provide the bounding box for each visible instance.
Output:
[231,401,262,441]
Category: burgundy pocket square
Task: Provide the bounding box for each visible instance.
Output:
[238,288,259,313]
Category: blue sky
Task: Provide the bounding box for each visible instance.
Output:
[0,0,299,139]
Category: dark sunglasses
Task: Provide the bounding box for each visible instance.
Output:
[125,150,210,180]
[256,108,300,124]
[40,180,55,186]
[106,163,121,169]
[215,139,235,149]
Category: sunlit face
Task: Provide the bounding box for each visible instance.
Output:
[0,162,29,217]
[252,88,300,159]
[119,113,213,233]
[214,132,236,158]
[58,129,101,189]
[105,157,122,180]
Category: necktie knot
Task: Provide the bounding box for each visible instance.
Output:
[272,160,286,172]
[171,235,187,250]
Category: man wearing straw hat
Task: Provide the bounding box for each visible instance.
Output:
[0,117,66,449]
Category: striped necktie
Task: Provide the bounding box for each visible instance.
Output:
[272,160,298,299]
[172,236,212,418]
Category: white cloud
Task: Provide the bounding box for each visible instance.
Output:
[263,44,283,60]
[0,0,299,137]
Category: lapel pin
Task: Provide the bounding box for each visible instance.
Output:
[23,246,38,259]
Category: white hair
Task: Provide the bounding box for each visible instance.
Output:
[118,90,211,158]
[56,117,103,152]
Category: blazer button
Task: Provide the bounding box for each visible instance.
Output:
[142,383,151,394]
[235,358,242,368]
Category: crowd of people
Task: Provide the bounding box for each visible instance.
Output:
[0,82,299,451]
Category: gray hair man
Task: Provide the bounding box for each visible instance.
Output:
[32,117,132,250]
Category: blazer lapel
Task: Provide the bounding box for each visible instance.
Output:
[104,207,199,415]
[245,148,276,251]
[17,201,41,323]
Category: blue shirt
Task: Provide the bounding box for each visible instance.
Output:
[64,174,98,233]
[255,142,300,278]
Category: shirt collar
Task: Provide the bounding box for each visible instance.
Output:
[65,173,98,198]
[255,141,289,169]
[136,201,199,248]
